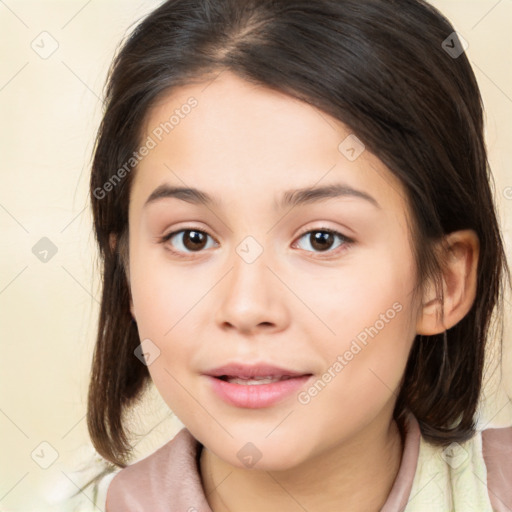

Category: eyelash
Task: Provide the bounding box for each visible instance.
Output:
[158,226,354,259]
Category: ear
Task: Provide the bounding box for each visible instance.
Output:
[416,230,479,335]
[109,233,136,321]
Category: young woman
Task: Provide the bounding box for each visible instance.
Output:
[85,0,511,510]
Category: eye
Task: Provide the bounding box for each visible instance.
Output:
[158,226,352,257]
[293,228,352,254]
[160,229,217,255]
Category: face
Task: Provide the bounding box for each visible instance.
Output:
[127,70,421,471]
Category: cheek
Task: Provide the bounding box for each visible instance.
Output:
[295,241,417,345]
[131,267,202,419]
[130,244,208,338]
[300,245,417,405]
[129,249,207,395]
[297,298,415,446]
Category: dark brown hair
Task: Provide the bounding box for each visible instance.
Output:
[87,0,509,467]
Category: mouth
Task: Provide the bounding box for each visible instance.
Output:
[205,362,311,380]
[216,375,303,385]
[204,362,313,408]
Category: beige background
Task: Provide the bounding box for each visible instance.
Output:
[0,0,511,510]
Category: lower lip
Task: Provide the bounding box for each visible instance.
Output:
[205,375,313,409]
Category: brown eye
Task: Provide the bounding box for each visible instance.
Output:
[163,229,216,254]
[310,231,335,251]
[182,230,207,251]
[295,229,350,254]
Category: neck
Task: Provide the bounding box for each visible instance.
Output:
[200,412,404,512]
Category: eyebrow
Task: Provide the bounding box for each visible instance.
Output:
[143,183,380,210]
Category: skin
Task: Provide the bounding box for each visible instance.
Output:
[125,70,479,512]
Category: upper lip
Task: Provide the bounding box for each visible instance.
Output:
[204,362,311,379]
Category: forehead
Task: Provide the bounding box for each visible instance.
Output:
[131,71,408,217]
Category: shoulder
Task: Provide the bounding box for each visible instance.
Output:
[481,423,512,512]
[105,428,211,512]
[403,416,512,511]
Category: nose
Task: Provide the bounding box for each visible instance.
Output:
[214,244,290,336]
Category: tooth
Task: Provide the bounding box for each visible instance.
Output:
[227,377,281,385]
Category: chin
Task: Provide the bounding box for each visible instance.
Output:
[205,434,308,472]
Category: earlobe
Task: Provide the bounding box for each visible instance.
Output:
[416,230,479,335]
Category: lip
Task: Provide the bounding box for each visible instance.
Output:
[203,362,313,409]
[204,362,309,379]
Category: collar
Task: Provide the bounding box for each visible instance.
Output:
[106,412,421,511]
